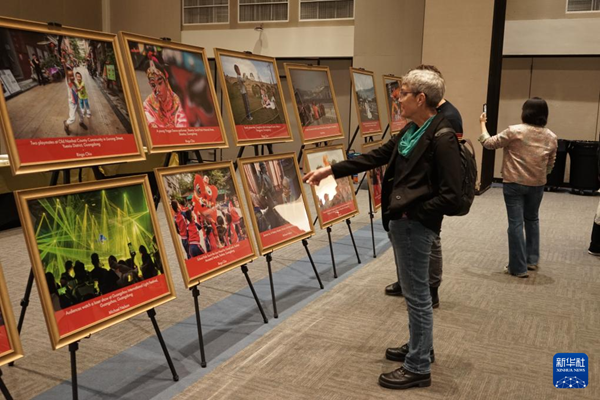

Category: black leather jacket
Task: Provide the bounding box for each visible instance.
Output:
[331,113,462,233]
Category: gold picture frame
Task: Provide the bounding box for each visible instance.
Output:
[349,67,383,137]
[362,140,385,212]
[0,16,145,175]
[238,153,314,255]
[283,63,344,145]
[155,161,258,288]
[303,144,359,229]
[214,48,294,146]
[15,175,177,350]
[382,74,409,134]
[0,262,24,367]
[118,32,229,153]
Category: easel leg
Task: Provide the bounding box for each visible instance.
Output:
[297,145,305,165]
[266,254,278,319]
[69,342,79,400]
[241,265,268,323]
[368,194,376,258]
[9,270,34,367]
[191,286,207,368]
[0,369,13,400]
[346,219,361,264]
[147,309,180,381]
[326,227,337,278]
[302,239,324,289]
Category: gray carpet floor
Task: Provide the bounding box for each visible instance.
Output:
[173,187,600,400]
[1,186,599,399]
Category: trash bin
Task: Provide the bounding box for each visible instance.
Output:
[568,140,599,191]
[546,139,568,188]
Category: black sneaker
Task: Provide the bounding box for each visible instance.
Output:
[385,343,435,363]
[378,366,431,389]
[79,122,88,130]
[385,282,403,297]
[63,120,70,135]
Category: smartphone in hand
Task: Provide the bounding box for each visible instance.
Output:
[483,103,487,114]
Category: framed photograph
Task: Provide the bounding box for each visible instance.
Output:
[362,140,385,211]
[304,145,359,228]
[238,153,313,255]
[0,262,24,366]
[284,64,344,144]
[214,48,293,146]
[15,176,176,349]
[0,17,145,175]
[155,162,257,287]
[382,75,409,134]
[349,68,383,137]
[119,32,228,153]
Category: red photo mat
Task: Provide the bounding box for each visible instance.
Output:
[239,154,314,255]
[304,146,359,228]
[215,49,293,145]
[120,33,228,152]
[16,176,176,349]
[0,18,145,174]
[156,162,258,287]
[285,64,344,144]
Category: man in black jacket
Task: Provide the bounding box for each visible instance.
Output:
[589,145,600,255]
[304,69,461,390]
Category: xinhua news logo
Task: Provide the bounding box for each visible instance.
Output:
[554,353,588,389]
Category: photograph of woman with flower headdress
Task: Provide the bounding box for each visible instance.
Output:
[125,37,226,149]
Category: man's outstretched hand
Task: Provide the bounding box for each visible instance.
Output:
[302,166,333,186]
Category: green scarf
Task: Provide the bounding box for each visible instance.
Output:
[398,116,435,158]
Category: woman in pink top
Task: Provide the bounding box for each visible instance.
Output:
[478,97,557,278]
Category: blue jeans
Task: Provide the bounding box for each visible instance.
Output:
[503,183,544,275]
[388,219,438,374]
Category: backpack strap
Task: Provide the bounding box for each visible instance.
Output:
[434,127,477,163]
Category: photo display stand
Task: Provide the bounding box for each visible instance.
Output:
[13,175,180,400]
[0,18,147,176]
[283,63,345,167]
[214,48,293,158]
[304,145,361,278]
[238,153,323,318]
[155,160,268,368]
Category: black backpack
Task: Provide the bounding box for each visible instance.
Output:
[434,128,478,216]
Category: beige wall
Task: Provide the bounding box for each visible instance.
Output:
[109,0,181,40]
[0,0,102,30]
[422,0,495,185]
[504,0,600,55]
[507,0,598,20]
[352,0,425,140]
[182,26,354,58]
[496,57,600,179]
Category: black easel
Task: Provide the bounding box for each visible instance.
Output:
[190,263,268,368]
[233,144,274,170]
[0,369,13,400]
[159,152,268,367]
[347,124,389,259]
[265,238,323,318]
